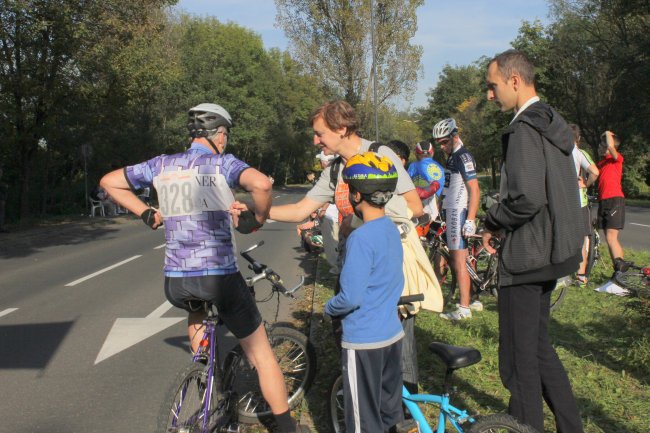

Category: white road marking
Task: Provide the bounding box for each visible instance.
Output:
[154,243,166,249]
[95,301,183,364]
[64,255,142,286]
[630,222,650,228]
[0,308,18,318]
[265,219,277,223]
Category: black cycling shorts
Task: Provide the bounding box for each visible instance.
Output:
[597,197,625,230]
[164,273,262,339]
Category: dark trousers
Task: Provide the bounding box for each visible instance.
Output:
[400,314,418,394]
[499,281,584,433]
[342,341,404,433]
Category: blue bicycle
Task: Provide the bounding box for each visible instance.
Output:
[328,297,538,433]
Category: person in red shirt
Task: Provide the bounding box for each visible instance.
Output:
[596,130,630,276]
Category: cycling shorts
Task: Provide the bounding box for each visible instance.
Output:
[597,197,625,230]
[443,208,467,250]
[164,272,262,339]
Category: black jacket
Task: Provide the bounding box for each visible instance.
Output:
[484,101,583,286]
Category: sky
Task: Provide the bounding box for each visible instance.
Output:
[172,0,552,111]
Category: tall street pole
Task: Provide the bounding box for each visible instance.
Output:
[370,0,379,142]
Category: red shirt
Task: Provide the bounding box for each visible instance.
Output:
[597,153,624,200]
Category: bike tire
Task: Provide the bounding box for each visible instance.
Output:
[614,267,647,297]
[466,413,539,433]
[228,326,317,424]
[472,247,499,300]
[585,230,599,279]
[550,285,568,313]
[157,361,228,433]
[328,374,346,433]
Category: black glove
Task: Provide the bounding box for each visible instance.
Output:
[236,210,263,234]
[140,208,158,229]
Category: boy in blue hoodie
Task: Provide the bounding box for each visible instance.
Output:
[325,151,404,433]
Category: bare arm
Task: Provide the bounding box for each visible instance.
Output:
[100,169,153,219]
[269,195,326,223]
[401,189,424,217]
[238,168,273,225]
[465,178,480,221]
[585,164,599,188]
[605,131,619,160]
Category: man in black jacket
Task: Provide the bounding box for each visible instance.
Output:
[483,49,584,433]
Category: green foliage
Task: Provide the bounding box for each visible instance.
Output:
[275,0,424,135]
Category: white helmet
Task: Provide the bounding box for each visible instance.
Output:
[187,103,233,138]
[432,118,458,139]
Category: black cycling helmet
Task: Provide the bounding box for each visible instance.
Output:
[187,103,233,138]
[342,152,398,206]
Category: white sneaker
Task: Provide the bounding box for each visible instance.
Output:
[456,300,483,312]
[440,307,472,321]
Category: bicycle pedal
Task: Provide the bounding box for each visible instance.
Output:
[395,419,420,433]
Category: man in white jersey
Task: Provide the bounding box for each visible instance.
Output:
[433,118,481,320]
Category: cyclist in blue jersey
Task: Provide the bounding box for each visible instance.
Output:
[100,103,308,433]
[433,118,481,320]
[407,140,445,221]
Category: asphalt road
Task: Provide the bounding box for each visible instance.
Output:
[0,187,316,433]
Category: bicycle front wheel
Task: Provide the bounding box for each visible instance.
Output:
[157,362,226,433]
[328,374,346,433]
[229,326,317,424]
[467,413,539,433]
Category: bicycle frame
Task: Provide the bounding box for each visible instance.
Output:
[402,386,474,433]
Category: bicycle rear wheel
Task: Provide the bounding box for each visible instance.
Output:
[229,326,316,424]
[467,413,539,433]
[614,267,648,297]
[550,279,569,313]
[585,230,600,279]
[328,374,346,433]
[157,362,228,433]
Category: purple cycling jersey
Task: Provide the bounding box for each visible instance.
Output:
[125,143,250,277]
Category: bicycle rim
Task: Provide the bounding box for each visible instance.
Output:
[328,374,346,433]
[158,362,224,433]
[230,326,316,424]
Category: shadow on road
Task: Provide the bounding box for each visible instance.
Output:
[0,218,125,259]
[0,321,74,369]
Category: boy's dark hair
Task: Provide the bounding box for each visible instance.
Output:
[489,49,536,87]
[385,140,410,162]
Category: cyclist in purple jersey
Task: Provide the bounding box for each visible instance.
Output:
[101,103,308,433]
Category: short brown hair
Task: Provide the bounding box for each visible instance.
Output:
[489,49,536,86]
[310,100,358,137]
[568,124,581,144]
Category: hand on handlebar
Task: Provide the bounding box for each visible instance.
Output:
[481,230,499,254]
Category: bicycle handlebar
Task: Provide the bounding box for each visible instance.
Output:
[240,241,305,298]
[398,294,424,305]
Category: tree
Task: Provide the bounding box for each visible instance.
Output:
[275,0,424,134]
[0,0,176,219]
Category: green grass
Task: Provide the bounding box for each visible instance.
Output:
[293,245,650,433]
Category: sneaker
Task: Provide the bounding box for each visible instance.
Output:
[440,307,472,321]
[575,274,587,288]
[456,300,483,312]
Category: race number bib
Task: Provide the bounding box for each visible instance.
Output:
[154,167,235,217]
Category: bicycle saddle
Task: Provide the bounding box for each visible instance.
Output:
[429,342,481,370]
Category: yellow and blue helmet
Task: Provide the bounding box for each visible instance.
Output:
[342,151,398,201]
